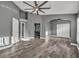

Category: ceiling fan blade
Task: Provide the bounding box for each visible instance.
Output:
[37,11,39,15]
[39,9,46,13]
[39,1,48,7]
[24,8,33,10]
[40,7,50,9]
[30,10,35,14]
[34,1,38,6]
[23,1,34,7]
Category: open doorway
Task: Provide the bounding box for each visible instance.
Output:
[34,23,40,39]
[19,19,27,40]
[20,22,25,39]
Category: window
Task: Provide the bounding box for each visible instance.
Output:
[57,23,70,38]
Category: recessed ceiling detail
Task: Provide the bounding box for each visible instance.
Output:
[23,1,51,15]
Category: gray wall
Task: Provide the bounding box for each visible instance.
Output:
[50,20,57,35]
[0,1,20,37]
[0,1,43,38]
[50,20,71,35]
[1,1,76,43]
[41,14,77,43]
[27,13,43,37]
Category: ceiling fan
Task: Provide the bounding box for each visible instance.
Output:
[23,1,51,15]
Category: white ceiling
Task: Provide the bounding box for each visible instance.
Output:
[13,1,79,15]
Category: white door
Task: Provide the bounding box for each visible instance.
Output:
[12,17,19,44]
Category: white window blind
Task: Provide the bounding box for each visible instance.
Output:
[57,23,70,38]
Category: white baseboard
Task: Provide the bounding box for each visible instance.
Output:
[71,43,79,50]
[20,37,45,41]
[0,44,14,50]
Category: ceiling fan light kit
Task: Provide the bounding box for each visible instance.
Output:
[23,1,51,15]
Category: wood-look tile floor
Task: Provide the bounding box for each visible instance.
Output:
[0,38,79,58]
[0,39,45,58]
